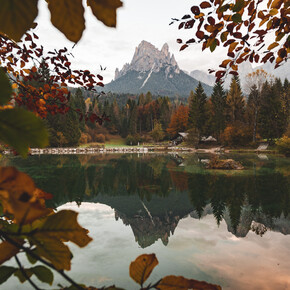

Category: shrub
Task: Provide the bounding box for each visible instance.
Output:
[221,123,252,146]
[96,134,105,143]
[276,135,290,157]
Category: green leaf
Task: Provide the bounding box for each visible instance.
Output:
[233,0,245,12]
[0,108,48,157]
[210,39,217,52]
[0,68,12,105]
[232,13,242,23]
[0,266,17,284]
[14,268,33,283]
[0,0,38,42]
[26,252,37,265]
[31,265,54,285]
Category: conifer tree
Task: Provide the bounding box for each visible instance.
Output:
[210,81,226,140]
[258,80,286,141]
[247,84,259,142]
[226,76,245,124]
[74,88,86,132]
[188,83,207,136]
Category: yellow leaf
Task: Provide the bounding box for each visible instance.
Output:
[87,0,123,28]
[129,254,158,286]
[30,235,72,270]
[0,0,38,42]
[269,8,278,15]
[0,241,22,265]
[157,275,222,290]
[36,210,92,247]
[11,83,18,89]
[268,42,279,50]
[47,0,85,43]
[271,0,284,9]
[229,41,238,52]
[0,167,51,224]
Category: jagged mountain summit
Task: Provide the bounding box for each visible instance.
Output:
[105,41,212,96]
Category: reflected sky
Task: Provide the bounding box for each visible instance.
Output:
[59,203,290,290]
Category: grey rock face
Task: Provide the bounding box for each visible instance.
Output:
[115,40,180,80]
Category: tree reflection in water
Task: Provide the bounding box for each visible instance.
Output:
[6,153,290,247]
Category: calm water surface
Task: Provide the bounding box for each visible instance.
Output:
[1,153,290,289]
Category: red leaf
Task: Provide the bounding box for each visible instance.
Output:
[178,22,185,29]
[97,74,103,80]
[196,31,205,39]
[176,38,183,44]
[180,44,188,51]
[200,1,211,8]
[191,6,200,15]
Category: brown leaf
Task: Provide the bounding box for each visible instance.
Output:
[0,241,22,265]
[87,0,123,28]
[47,0,85,43]
[157,275,222,290]
[0,167,51,224]
[30,235,72,270]
[36,210,92,247]
[0,0,38,42]
[129,254,158,286]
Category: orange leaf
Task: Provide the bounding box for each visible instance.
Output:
[0,167,52,224]
[11,83,18,89]
[31,66,37,73]
[157,275,222,290]
[129,254,158,286]
[229,41,238,52]
[0,241,22,265]
[220,59,231,68]
[268,42,279,50]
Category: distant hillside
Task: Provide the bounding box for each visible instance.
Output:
[104,41,212,97]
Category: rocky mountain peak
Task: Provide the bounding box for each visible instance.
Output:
[115,40,180,80]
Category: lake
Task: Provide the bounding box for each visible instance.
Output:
[1,153,290,289]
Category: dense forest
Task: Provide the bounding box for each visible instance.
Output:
[42,71,289,148]
[19,60,289,148]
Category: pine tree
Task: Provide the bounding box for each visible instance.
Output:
[246,84,259,142]
[210,81,226,139]
[258,80,286,141]
[62,96,81,146]
[188,83,207,136]
[226,76,245,124]
[74,88,86,132]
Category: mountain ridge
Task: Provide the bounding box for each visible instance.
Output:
[105,41,213,96]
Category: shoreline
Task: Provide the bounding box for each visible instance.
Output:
[2,146,278,155]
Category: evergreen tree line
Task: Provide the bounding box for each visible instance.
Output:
[23,60,288,147]
[43,75,289,147]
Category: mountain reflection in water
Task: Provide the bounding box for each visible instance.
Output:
[5,153,290,248]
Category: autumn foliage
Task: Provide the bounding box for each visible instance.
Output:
[174,0,290,81]
[167,104,189,137]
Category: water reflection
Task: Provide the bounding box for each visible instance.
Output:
[4,153,290,247]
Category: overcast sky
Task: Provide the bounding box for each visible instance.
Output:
[34,0,227,83]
